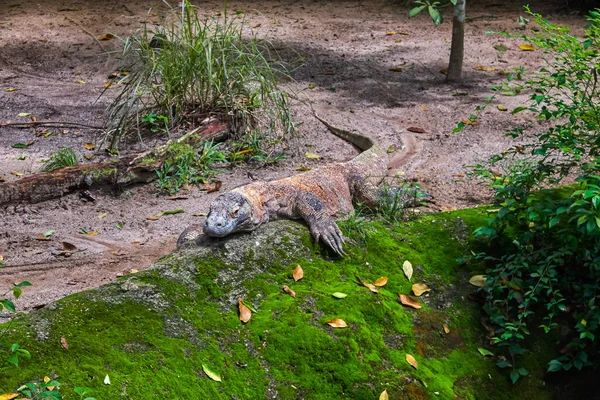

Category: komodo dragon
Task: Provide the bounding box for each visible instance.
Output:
[177,113,426,255]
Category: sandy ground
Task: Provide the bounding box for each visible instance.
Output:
[0,0,589,316]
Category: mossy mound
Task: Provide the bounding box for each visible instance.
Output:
[1,210,558,399]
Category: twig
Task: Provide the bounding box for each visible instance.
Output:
[0,121,104,129]
[64,16,107,53]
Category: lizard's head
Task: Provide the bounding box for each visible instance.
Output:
[203,192,256,237]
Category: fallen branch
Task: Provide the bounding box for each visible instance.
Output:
[0,121,104,129]
[0,118,230,206]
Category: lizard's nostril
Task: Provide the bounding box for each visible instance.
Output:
[216,222,223,228]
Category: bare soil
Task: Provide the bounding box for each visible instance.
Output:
[0,0,588,316]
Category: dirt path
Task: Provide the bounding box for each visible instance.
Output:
[0,0,588,316]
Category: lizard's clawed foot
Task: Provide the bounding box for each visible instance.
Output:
[310,217,346,256]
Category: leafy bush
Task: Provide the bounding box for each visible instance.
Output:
[466,8,600,379]
[104,1,293,150]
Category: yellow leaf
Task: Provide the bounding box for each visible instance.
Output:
[519,43,535,51]
[10,171,24,177]
[83,143,95,150]
[386,31,398,35]
[399,294,421,309]
[0,256,3,262]
[98,33,115,41]
[239,298,252,323]
[130,268,139,274]
[308,84,316,89]
[17,112,31,117]
[296,167,311,171]
[411,283,431,296]
[326,318,347,328]
[363,282,379,293]
[379,389,389,400]
[419,105,429,111]
[147,215,160,221]
[581,319,587,326]
[373,276,388,287]
[0,394,19,400]
[469,275,487,287]
[87,231,99,236]
[5,87,17,92]
[282,285,296,298]
[402,260,413,281]
[406,353,418,369]
[305,152,320,159]
[292,265,304,282]
[474,65,497,72]
[443,324,450,334]
[76,79,86,84]
[497,104,508,111]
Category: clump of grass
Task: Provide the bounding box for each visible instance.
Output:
[42,147,78,172]
[104,1,294,151]
[376,178,430,224]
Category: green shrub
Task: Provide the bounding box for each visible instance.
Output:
[104,1,293,150]
[465,8,600,380]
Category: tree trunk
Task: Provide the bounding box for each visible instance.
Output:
[446,0,466,83]
[0,118,229,206]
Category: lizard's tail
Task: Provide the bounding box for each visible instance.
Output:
[313,113,375,152]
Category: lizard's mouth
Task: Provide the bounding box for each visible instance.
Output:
[203,215,252,237]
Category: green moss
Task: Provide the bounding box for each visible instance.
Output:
[0,209,561,399]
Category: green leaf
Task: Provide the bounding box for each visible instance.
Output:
[202,364,222,381]
[408,5,426,18]
[332,292,348,299]
[450,0,457,5]
[510,370,520,384]
[494,44,508,52]
[11,143,28,149]
[517,368,529,376]
[547,359,563,372]
[162,209,184,215]
[16,281,32,287]
[477,347,494,356]
[1,299,16,312]
[511,106,527,114]
[43,230,56,238]
[428,6,442,26]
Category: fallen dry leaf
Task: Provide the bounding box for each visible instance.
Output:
[387,144,398,153]
[292,265,304,282]
[305,152,321,159]
[406,127,425,133]
[519,43,535,51]
[379,390,389,400]
[5,87,17,92]
[419,105,429,111]
[130,268,139,274]
[406,353,418,369]
[10,171,24,177]
[239,298,252,323]
[402,260,413,281]
[443,324,450,334]
[76,79,86,84]
[363,282,379,293]
[87,231,99,236]
[35,236,51,241]
[468,275,487,287]
[322,71,334,75]
[460,119,479,125]
[474,65,497,72]
[386,31,398,35]
[60,337,69,350]
[98,33,115,41]
[399,294,421,309]
[206,181,222,194]
[326,318,347,328]
[411,283,431,296]
[61,242,77,252]
[497,104,508,111]
[373,276,388,287]
[282,285,296,298]
[147,215,160,221]
[17,112,31,117]
[389,67,406,72]
[83,143,95,150]
[0,393,19,400]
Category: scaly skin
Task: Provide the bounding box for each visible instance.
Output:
[178,113,424,255]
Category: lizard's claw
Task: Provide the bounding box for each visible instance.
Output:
[310,217,346,256]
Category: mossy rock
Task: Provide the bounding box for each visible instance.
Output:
[0,210,560,399]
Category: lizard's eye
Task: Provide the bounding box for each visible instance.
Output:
[230,207,239,218]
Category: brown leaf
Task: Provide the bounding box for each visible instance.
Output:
[98,33,115,41]
[386,31,398,35]
[363,282,379,293]
[460,119,479,125]
[439,68,448,75]
[373,276,388,287]
[252,23,262,28]
[474,65,497,72]
[443,324,450,334]
[326,318,347,328]
[399,294,421,309]
[0,176,6,182]
[60,337,69,350]
[83,143,95,150]
[167,195,190,200]
[322,71,334,75]
[406,127,426,133]
[239,298,252,323]
[206,181,222,194]
[292,265,304,282]
[147,215,160,221]
[35,236,51,241]
[282,285,296,298]
[405,353,418,369]
[388,67,405,72]
[109,249,127,256]
[379,390,389,400]
[10,171,24,177]
[61,242,77,252]
[87,231,99,236]
[411,283,431,296]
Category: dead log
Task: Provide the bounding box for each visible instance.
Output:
[0,118,229,206]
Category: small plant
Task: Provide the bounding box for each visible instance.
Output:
[41,148,78,172]
[141,113,170,136]
[376,179,429,225]
[104,0,293,150]
[226,129,285,165]
[338,208,372,245]
[462,8,600,381]
[1,281,32,372]
[156,140,226,193]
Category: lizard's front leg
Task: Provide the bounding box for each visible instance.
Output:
[290,190,346,256]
